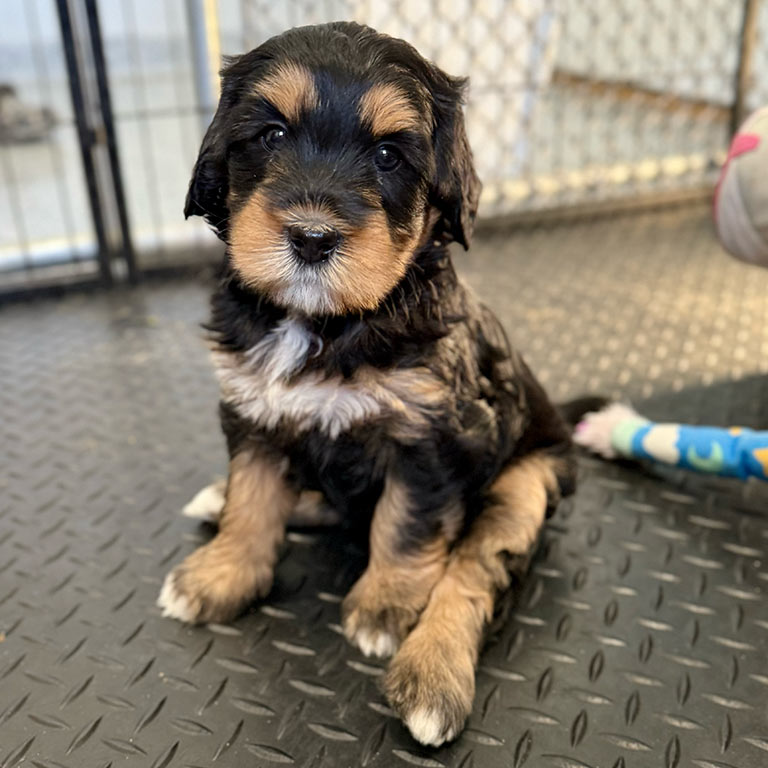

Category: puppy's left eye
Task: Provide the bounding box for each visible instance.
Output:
[374,144,401,172]
[260,125,287,151]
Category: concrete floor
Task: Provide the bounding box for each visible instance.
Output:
[1,205,768,766]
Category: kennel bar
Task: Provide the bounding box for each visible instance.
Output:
[55,0,113,286]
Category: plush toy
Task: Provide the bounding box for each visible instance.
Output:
[574,403,768,481]
[713,106,768,267]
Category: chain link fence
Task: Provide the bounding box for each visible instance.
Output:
[233,0,764,217]
[1,0,766,293]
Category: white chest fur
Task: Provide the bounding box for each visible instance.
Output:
[213,318,439,439]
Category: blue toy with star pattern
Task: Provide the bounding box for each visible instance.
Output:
[574,403,768,481]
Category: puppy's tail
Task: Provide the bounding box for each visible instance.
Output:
[558,395,612,430]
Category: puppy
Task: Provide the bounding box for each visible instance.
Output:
[158,22,575,746]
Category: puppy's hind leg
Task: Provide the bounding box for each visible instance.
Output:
[384,453,571,747]
[159,448,297,624]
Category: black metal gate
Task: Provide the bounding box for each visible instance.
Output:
[57,0,135,287]
[0,0,129,297]
[0,0,218,299]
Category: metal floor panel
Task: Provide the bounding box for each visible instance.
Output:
[1,206,768,767]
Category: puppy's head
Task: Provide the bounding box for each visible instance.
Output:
[186,22,480,315]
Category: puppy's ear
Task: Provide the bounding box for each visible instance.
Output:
[430,75,481,250]
[184,98,231,239]
[185,51,254,239]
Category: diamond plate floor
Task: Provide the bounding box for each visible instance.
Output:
[2,206,768,767]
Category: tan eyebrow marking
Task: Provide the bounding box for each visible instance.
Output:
[358,83,422,137]
[253,61,318,122]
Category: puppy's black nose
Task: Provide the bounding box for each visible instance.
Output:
[287,225,340,264]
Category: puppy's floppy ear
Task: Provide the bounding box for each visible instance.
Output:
[184,100,230,238]
[430,74,481,250]
[185,55,249,239]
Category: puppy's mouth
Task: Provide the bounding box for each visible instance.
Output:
[230,192,416,316]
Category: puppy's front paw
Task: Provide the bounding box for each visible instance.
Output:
[341,573,424,658]
[342,603,408,658]
[157,543,273,624]
[383,631,475,747]
[181,480,226,523]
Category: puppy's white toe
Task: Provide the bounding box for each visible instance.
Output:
[157,571,197,623]
[353,628,398,658]
[182,481,226,522]
[405,708,455,747]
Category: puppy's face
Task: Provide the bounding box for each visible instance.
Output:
[186,23,480,315]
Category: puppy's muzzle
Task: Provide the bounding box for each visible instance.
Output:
[287,224,341,265]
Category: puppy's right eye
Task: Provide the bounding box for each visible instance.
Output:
[374,144,401,172]
[260,125,287,151]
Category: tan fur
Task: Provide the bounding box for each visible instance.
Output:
[342,476,454,656]
[229,190,293,294]
[229,192,420,314]
[359,83,422,137]
[384,453,560,738]
[331,211,417,312]
[461,453,558,575]
[357,365,447,439]
[165,450,297,623]
[282,201,346,232]
[231,196,346,277]
[254,61,317,122]
[289,490,340,526]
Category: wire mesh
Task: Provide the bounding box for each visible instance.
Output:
[749,0,768,108]
[236,0,753,216]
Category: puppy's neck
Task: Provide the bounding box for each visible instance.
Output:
[209,241,460,376]
[307,241,459,372]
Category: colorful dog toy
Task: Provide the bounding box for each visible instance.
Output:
[574,403,768,481]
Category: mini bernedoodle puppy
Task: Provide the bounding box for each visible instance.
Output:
[158,22,576,746]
